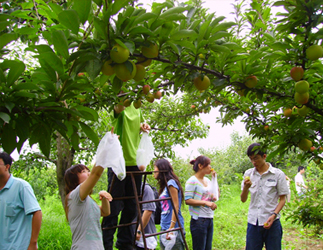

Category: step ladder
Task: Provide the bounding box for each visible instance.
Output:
[102,170,188,250]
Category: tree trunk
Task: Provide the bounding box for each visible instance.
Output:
[56,132,75,207]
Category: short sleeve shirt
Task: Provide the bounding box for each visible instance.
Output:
[0,175,41,250]
[294,173,305,194]
[68,185,104,250]
[241,164,289,226]
[135,184,157,249]
[112,103,144,166]
[159,179,184,231]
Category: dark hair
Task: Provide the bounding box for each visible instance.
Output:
[154,158,184,202]
[0,152,13,172]
[64,164,90,219]
[247,143,266,157]
[189,155,211,172]
[298,166,305,172]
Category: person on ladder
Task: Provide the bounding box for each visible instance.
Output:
[102,102,150,250]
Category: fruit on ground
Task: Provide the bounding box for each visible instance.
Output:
[153,91,162,99]
[290,66,304,81]
[194,75,210,91]
[133,64,146,82]
[133,99,141,109]
[298,138,312,151]
[101,60,115,76]
[245,75,257,88]
[123,99,132,107]
[142,42,159,58]
[294,80,309,94]
[114,61,136,81]
[142,84,150,95]
[294,92,309,104]
[283,108,292,117]
[146,93,154,103]
[110,44,130,63]
[137,57,152,67]
[306,44,323,60]
[297,106,310,116]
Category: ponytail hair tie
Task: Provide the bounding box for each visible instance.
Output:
[189,159,196,165]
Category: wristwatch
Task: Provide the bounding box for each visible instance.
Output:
[137,230,142,235]
[272,212,278,217]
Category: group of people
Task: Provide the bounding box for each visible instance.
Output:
[0,101,309,250]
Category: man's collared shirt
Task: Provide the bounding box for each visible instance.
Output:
[0,174,41,250]
[241,164,289,226]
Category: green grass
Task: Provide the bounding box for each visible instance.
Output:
[38,184,322,250]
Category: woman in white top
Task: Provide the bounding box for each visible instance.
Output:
[184,155,218,250]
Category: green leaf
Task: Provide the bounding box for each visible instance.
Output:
[0,60,25,86]
[209,44,231,54]
[72,0,91,24]
[112,76,123,93]
[5,102,15,113]
[93,17,108,40]
[0,33,18,50]
[211,22,236,33]
[128,26,154,36]
[159,6,187,19]
[37,51,64,76]
[170,30,198,40]
[85,59,102,81]
[111,0,128,15]
[132,13,157,26]
[52,30,69,59]
[71,131,80,150]
[13,82,41,91]
[0,112,10,123]
[37,124,51,158]
[58,10,80,34]
[74,105,98,121]
[15,116,29,143]
[79,122,100,146]
[0,20,12,33]
[2,123,17,154]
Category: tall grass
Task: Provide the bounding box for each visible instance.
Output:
[38,184,320,250]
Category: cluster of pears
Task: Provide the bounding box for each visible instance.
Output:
[289,65,310,107]
[101,42,159,82]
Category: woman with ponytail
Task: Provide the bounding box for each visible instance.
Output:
[184,155,219,250]
[153,158,185,250]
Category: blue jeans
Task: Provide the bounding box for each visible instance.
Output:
[246,219,283,250]
[190,217,213,250]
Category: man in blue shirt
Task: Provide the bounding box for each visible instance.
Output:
[0,152,42,250]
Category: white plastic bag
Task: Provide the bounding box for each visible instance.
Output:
[95,131,126,180]
[209,173,219,202]
[160,231,177,250]
[136,132,155,171]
